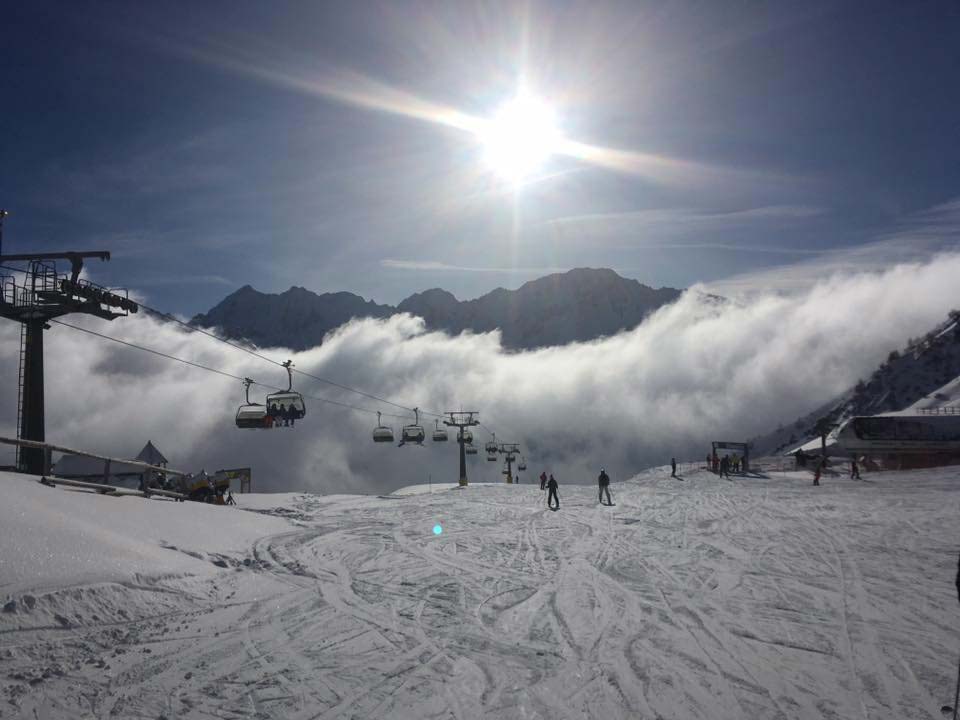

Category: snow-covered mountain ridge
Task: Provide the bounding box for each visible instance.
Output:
[190,267,683,351]
[751,310,960,455]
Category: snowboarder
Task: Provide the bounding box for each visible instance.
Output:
[547,474,559,510]
[671,458,677,477]
[539,471,547,490]
[850,457,861,480]
[598,468,611,505]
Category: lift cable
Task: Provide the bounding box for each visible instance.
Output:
[5,255,481,428]
[49,318,412,420]
[136,302,446,418]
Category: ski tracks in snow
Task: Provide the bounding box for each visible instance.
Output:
[3,471,959,719]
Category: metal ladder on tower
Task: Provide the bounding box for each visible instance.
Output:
[14,321,27,470]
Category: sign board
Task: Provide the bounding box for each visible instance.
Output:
[217,467,252,493]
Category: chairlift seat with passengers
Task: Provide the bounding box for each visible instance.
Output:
[458,429,474,444]
[432,420,449,442]
[265,361,306,424]
[400,408,426,445]
[465,443,478,455]
[264,392,306,420]
[373,412,395,443]
[518,456,527,471]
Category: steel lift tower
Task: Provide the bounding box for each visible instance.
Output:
[499,442,520,484]
[0,218,137,474]
[444,411,479,487]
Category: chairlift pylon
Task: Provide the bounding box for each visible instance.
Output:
[373,411,395,443]
[264,360,306,428]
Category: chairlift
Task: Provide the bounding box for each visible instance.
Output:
[401,408,426,445]
[432,420,449,442]
[235,378,268,429]
[518,456,527,471]
[465,442,478,455]
[264,360,306,427]
[485,434,498,459]
[373,412,395,443]
[457,429,474,444]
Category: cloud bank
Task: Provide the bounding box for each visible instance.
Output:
[2,254,959,494]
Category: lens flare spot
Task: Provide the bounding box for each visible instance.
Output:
[433,524,443,535]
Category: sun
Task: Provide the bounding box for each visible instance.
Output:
[478,96,561,183]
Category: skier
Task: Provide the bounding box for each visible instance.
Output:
[956,551,960,603]
[720,455,730,480]
[850,457,861,480]
[813,458,824,486]
[539,471,547,490]
[226,490,236,506]
[547,474,559,510]
[598,468,611,505]
[671,458,677,477]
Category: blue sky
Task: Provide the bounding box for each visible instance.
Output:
[2,0,959,315]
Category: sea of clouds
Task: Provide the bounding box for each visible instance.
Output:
[2,254,959,494]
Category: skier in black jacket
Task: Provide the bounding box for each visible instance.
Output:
[547,474,559,510]
[598,468,611,505]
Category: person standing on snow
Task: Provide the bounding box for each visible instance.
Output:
[955,551,960,603]
[547,474,560,510]
[598,468,612,505]
[813,458,825,486]
[850,457,861,480]
[671,458,677,477]
[540,471,547,491]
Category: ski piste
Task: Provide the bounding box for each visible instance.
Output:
[2,464,959,718]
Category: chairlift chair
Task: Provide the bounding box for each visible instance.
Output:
[373,412,395,443]
[432,420,449,442]
[401,408,426,445]
[465,442,478,455]
[264,361,306,426]
[457,429,474,444]
[485,434,498,460]
[235,378,268,429]
[518,456,527,471]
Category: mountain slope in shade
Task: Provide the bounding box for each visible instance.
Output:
[398,268,683,350]
[191,268,684,351]
[751,311,960,456]
[190,285,394,350]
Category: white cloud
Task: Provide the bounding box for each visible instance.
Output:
[2,254,959,494]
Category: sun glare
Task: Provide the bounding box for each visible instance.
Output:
[479,96,561,183]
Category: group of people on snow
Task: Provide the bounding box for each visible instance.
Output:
[536,468,613,510]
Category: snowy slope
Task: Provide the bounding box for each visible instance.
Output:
[2,468,959,719]
[753,312,960,455]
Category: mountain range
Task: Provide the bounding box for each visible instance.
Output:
[190,268,684,351]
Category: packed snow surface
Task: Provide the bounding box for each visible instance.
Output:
[1,466,958,719]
